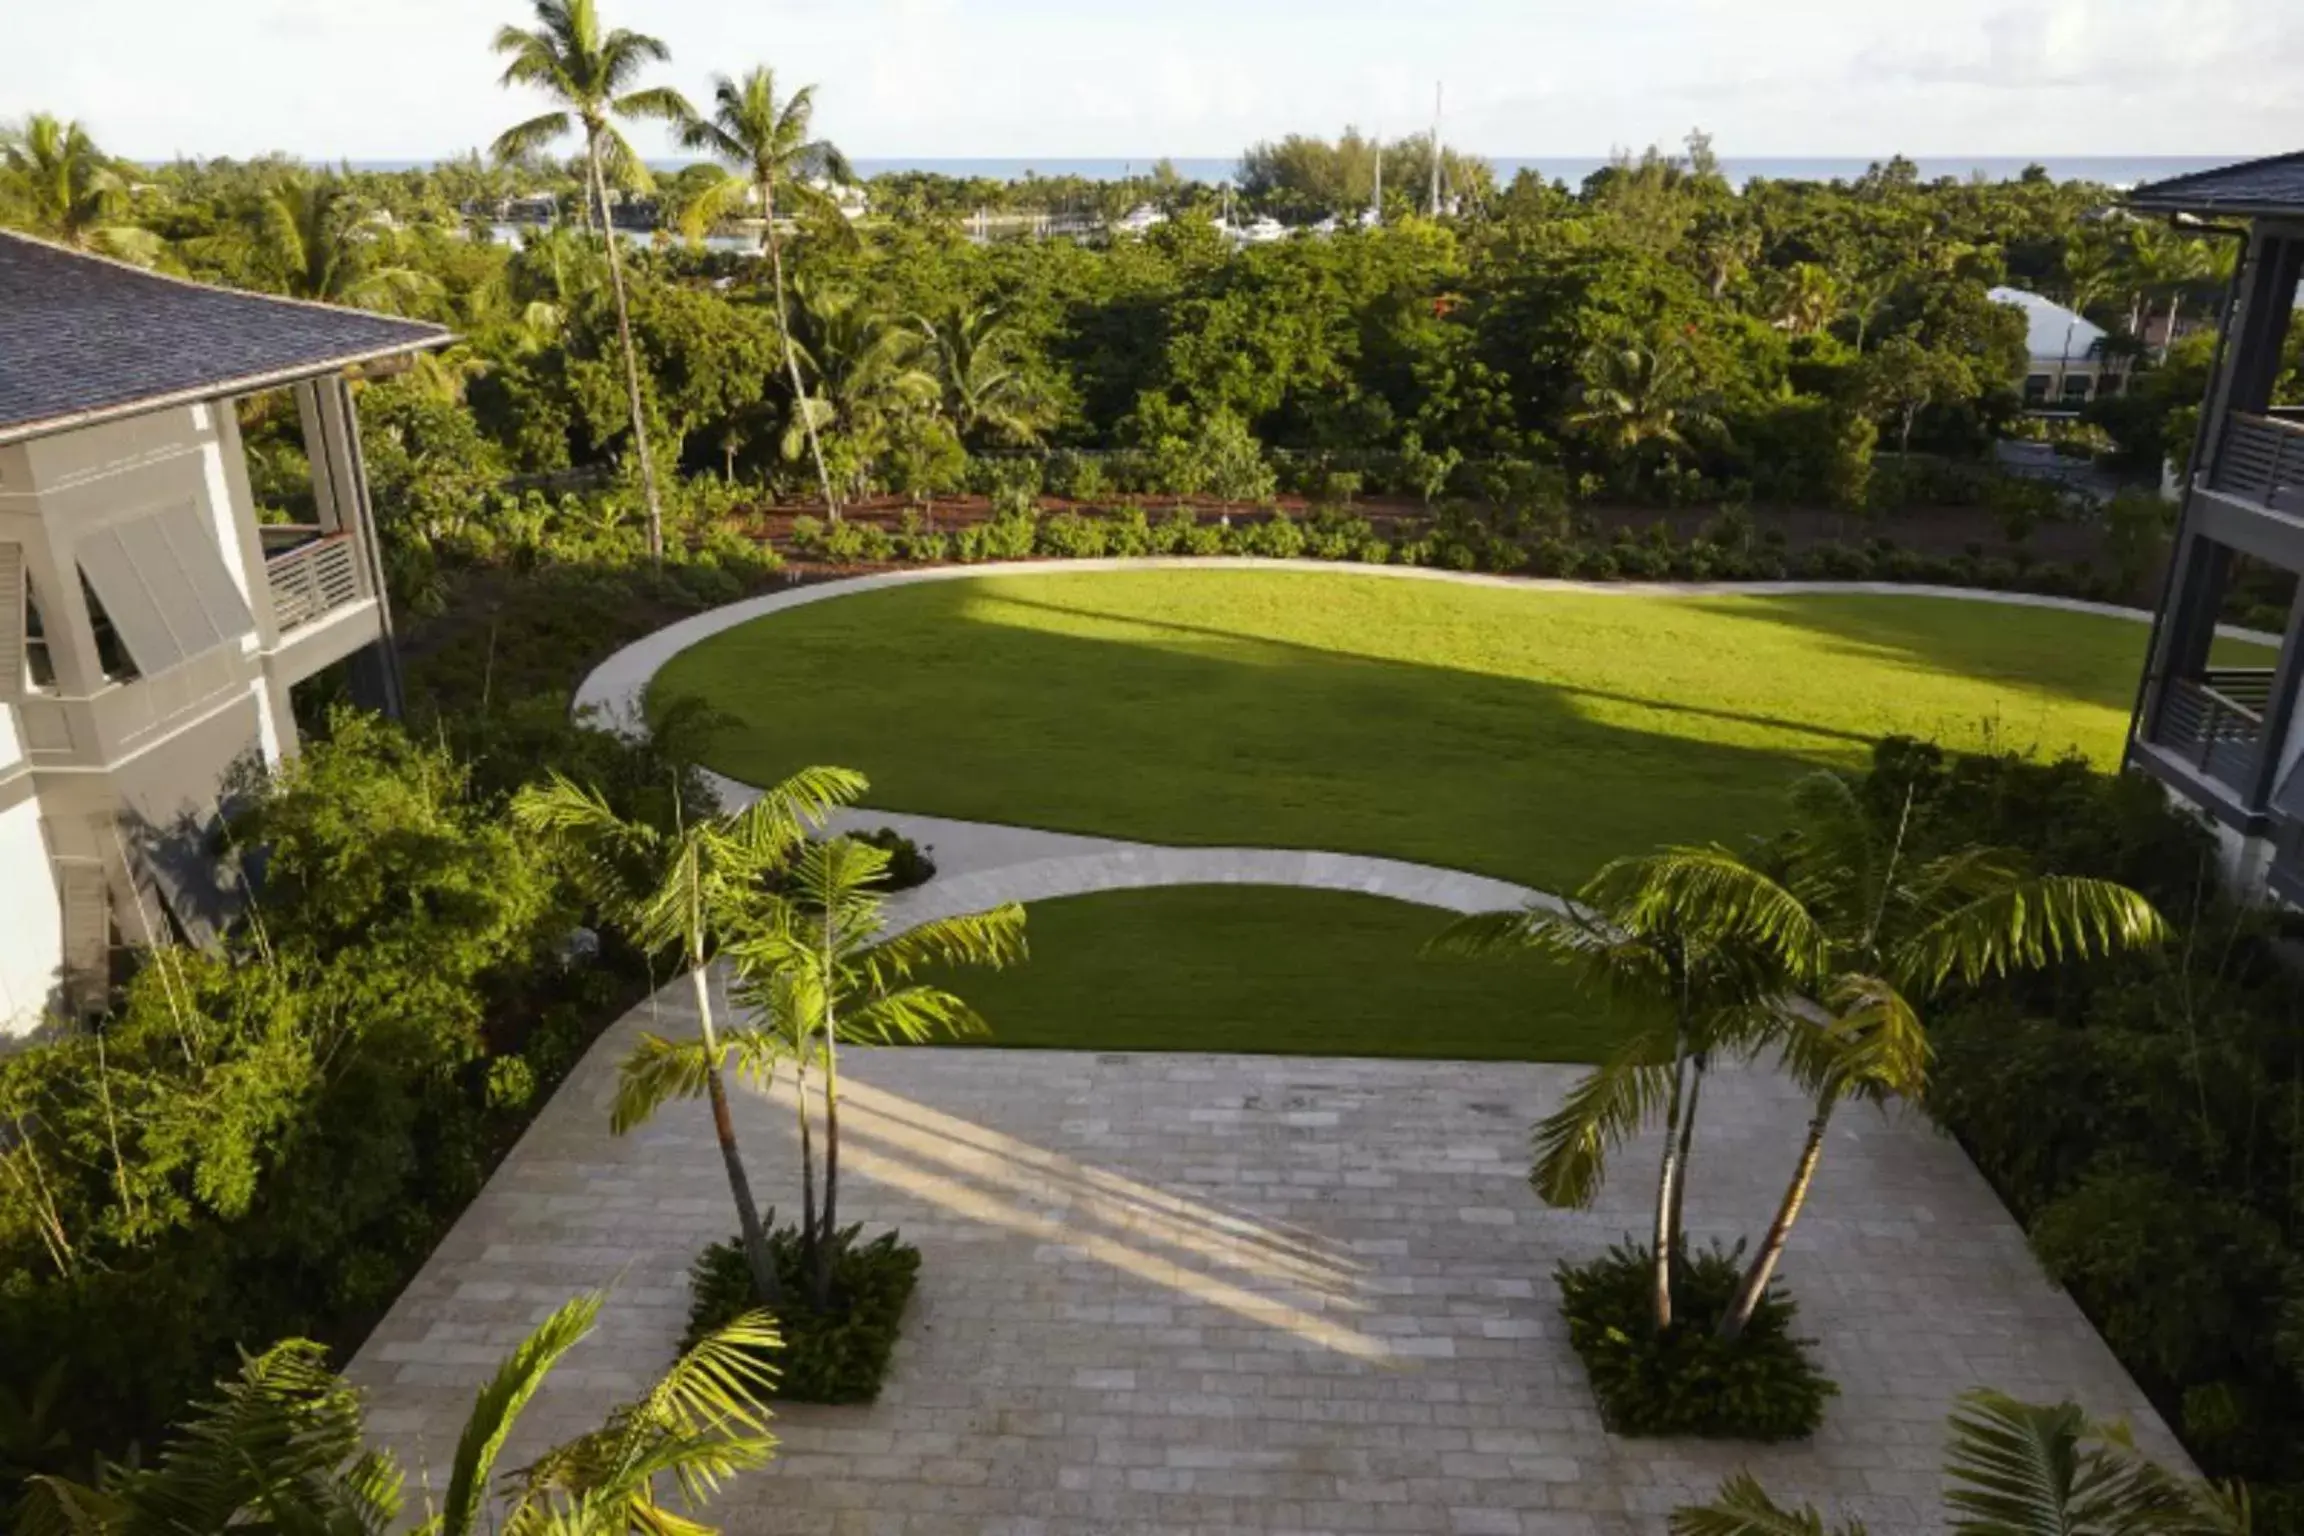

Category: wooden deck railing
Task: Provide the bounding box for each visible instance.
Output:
[2210,413,2304,516]
[264,529,364,632]
[2152,667,2274,791]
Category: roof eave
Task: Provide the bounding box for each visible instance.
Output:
[0,332,456,449]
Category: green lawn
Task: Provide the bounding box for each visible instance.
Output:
[655,569,2230,891]
[922,885,1615,1062]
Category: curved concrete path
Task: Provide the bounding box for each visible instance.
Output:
[573,556,2275,736]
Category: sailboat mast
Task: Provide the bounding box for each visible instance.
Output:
[1429,81,1444,216]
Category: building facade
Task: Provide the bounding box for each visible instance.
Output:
[2125,154,2304,902]
[0,231,447,1034]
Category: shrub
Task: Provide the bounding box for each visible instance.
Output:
[847,827,936,891]
[1555,1241,1837,1441]
[684,1226,921,1404]
[1036,509,1109,559]
[979,508,1039,560]
[1240,511,1307,559]
[1105,505,1158,557]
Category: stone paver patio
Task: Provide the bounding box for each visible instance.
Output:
[349,977,2178,1536]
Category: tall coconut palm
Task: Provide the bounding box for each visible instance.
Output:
[1769,261,1840,337]
[491,0,695,561]
[0,114,157,262]
[728,835,1025,1308]
[1624,772,2166,1338]
[1431,864,1791,1330]
[918,302,1050,447]
[16,1292,779,1536]
[676,67,852,518]
[513,766,866,1309]
[1670,1388,2247,1536]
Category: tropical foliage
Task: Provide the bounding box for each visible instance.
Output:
[1671,1387,2246,1536]
[16,1291,779,1536]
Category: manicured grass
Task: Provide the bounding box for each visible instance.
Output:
[653,569,2264,889]
[922,885,1616,1062]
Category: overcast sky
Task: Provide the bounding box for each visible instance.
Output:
[7,0,2299,163]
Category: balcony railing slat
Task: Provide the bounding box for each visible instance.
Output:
[2212,413,2304,513]
[265,532,364,633]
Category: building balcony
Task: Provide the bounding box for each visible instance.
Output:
[2208,412,2304,519]
[261,524,367,634]
[2142,665,2276,804]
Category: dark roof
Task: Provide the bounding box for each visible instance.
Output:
[0,230,450,445]
[2128,151,2304,219]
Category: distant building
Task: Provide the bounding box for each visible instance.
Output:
[1990,286,2114,408]
[2124,152,2304,901]
[0,232,448,1034]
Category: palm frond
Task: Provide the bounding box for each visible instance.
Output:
[1595,847,1834,984]
[440,1294,604,1536]
[866,904,1028,980]
[613,85,696,126]
[643,1310,781,1436]
[722,765,869,865]
[1670,1472,1858,1536]
[1529,1030,1676,1208]
[612,1032,724,1135]
[491,110,573,162]
[842,984,994,1046]
[1424,905,1557,958]
[1892,876,2167,995]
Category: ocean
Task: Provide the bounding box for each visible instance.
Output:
[363,154,2246,191]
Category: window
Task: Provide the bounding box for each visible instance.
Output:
[80,574,141,683]
[2024,374,2052,404]
[2061,373,2092,404]
[24,581,55,690]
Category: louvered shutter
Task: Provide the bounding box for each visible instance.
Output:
[57,862,111,1003]
[76,503,253,676]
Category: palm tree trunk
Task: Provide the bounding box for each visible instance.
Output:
[690,961,781,1307]
[2161,295,2184,362]
[1649,1023,1691,1331]
[1720,1092,1833,1339]
[795,1053,818,1270]
[587,134,665,563]
[762,175,841,521]
[1666,1054,1705,1256]
[814,1029,842,1310]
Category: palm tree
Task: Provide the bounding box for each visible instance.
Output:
[513,766,867,1308]
[2055,231,2119,398]
[16,1293,780,1536]
[2128,224,2213,362]
[239,172,443,312]
[1670,1388,2247,1536]
[919,302,1050,448]
[1768,262,1840,337]
[728,835,1026,1308]
[0,114,157,262]
[782,282,941,504]
[1431,860,1791,1330]
[1568,338,1717,491]
[1623,772,2165,1338]
[676,67,852,518]
[491,0,695,561]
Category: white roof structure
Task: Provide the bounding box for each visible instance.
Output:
[1989,286,2108,364]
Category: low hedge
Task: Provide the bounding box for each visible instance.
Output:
[849,826,937,891]
[684,1224,921,1404]
[780,504,2135,607]
[1556,1240,1837,1441]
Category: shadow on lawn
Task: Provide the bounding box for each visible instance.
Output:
[650,572,2146,890]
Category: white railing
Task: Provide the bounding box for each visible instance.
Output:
[265,530,365,633]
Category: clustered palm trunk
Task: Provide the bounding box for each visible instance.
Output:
[1443,772,2167,1342]
[762,175,842,520]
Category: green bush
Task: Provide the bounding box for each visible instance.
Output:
[1036,509,1110,559]
[1556,1241,1836,1441]
[684,1226,921,1404]
[846,827,937,891]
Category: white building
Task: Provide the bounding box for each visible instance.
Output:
[0,231,448,1035]
[1989,285,2115,408]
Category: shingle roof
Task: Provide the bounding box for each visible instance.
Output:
[0,229,450,445]
[2128,151,2304,218]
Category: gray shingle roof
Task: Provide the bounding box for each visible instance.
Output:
[2128,151,2304,218]
[0,229,450,444]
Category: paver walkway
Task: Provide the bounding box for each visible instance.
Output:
[349,1003,2182,1536]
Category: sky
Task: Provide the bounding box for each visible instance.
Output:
[5,0,2300,164]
